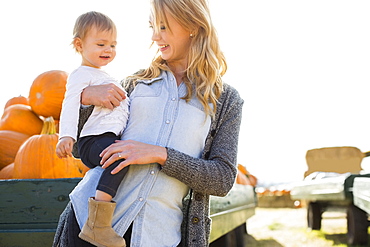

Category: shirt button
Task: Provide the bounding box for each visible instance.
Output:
[139,197,143,201]
[165,120,170,124]
[191,217,199,224]
[171,97,176,101]
[194,193,203,201]
[150,170,155,175]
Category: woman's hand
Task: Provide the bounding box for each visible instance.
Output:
[81,83,126,110]
[100,140,168,174]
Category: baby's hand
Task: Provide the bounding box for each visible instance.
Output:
[56,137,75,158]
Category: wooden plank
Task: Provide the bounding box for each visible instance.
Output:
[209,184,256,242]
[0,179,80,247]
[290,174,349,201]
[0,178,80,227]
[210,184,256,214]
[0,179,257,246]
[353,177,370,214]
[0,231,55,247]
[209,205,255,243]
[290,173,370,202]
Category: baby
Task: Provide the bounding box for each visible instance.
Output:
[56,11,128,247]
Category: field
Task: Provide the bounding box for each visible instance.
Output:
[243,207,369,247]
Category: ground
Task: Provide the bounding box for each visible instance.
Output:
[243,207,367,247]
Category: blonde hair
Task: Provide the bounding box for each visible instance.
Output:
[72,11,116,53]
[130,0,227,117]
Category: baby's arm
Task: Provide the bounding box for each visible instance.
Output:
[56,137,75,158]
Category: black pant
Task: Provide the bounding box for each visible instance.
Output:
[78,132,128,198]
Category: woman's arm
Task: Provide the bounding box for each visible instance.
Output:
[100,139,168,171]
[80,83,126,109]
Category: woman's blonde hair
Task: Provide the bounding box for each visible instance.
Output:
[130,0,227,117]
[72,11,116,53]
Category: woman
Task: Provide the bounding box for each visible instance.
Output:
[53,0,243,246]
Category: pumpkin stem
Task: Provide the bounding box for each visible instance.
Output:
[41,117,57,135]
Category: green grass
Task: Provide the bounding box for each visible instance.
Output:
[305,229,370,247]
[268,222,284,231]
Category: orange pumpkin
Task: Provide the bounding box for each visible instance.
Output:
[0,104,43,136]
[54,119,60,133]
[0,130,30,170]
[236,169,250,185]
[13,117,88,179]
[28,70,68,120]
[237,164,258,186]
[4,95,29,109]
[0,163,14,179]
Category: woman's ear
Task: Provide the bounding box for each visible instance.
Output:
[190,27,199,38]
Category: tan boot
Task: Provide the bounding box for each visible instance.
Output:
[78,197,126,247]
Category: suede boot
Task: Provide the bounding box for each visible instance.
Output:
[79,197,126,247]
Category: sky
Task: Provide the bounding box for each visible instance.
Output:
[1,1,370,185]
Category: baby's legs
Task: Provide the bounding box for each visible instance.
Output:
[95,158,129,200]
[77,133,127,247]
[78,133,129,201]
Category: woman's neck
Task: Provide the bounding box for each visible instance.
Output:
[167,61,187,86]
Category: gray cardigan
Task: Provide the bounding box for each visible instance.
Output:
[124,78,244,246]
[54,78,244,247]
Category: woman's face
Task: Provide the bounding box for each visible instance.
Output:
[150,12,192,66]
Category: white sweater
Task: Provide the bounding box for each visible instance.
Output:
[59,66,129,141]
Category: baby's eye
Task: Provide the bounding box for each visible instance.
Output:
[97,44,104,47]
[111,45,116,48]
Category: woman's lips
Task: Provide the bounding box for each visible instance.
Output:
[159,44,169,52]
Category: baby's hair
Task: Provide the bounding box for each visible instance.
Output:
[72,11,116,52]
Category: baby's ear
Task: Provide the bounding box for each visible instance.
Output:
[73,37,83,53]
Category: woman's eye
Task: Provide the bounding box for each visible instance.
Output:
[160,25,166,30]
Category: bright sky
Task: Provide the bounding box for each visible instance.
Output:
[2,1,370,184]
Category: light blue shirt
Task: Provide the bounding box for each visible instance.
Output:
[70,70,212,247]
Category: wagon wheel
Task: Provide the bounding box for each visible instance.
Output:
[209,223,246,247]
[234,223,246,247]
[307,202,322,230]
[347,204,369,245]
[209,230,234,247]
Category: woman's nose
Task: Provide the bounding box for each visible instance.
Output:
[151,31,160,41]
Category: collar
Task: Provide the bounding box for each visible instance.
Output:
[136,70,166,85]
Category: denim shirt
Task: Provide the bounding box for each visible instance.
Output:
[70,70,211,247]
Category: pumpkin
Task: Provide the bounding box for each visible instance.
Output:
[4,95,29,109]
[28,70,68,120]
[0,163,14,179]
[236,169,250,185]
[0,104,43,136]
[13,117,89,179]
[0,130,30,170]
[236,164,258,186]
[54,119,60,133]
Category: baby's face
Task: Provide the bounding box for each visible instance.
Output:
[78,26,117,68]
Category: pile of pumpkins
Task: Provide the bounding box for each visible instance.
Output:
[0,70,89,180]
